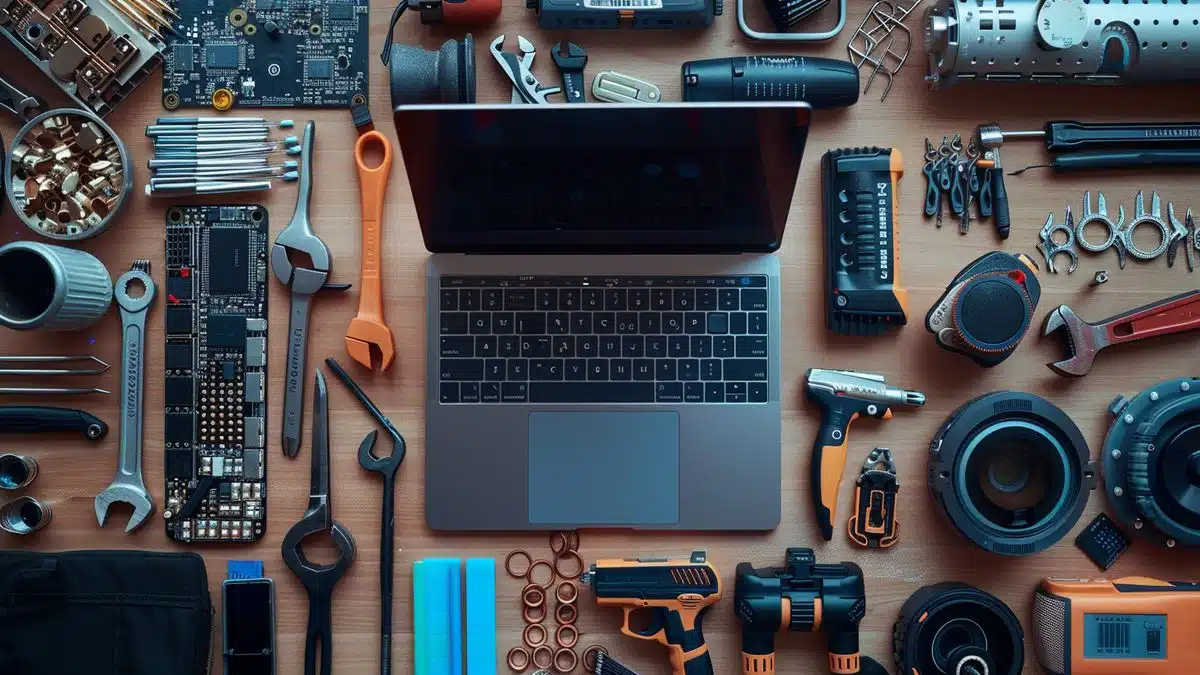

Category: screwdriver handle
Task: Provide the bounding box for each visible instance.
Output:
[1050,148,1200,171]
[992,169,1010,239]
[1045,120,1200,152]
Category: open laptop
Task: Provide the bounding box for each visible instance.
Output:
[397,102,812,531]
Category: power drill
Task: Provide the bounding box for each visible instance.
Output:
[735,549,887,675]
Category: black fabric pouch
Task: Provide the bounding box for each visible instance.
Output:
[0,549,213,675]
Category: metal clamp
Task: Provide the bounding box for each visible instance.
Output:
[1122,191,1170,261]
[1038,206,1079,275]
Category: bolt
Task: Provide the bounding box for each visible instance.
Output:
[1090,270,1109,287]
[836,295,848,307]
[1112,449,1122,459]
[867,404,878,415]
[1124,414,1135,424]
[1115,486,1125,497]
[1184,382,1192,392]
[1150,391,1160,401]
[1148,444,1156,452]
[1168,539,1177,548]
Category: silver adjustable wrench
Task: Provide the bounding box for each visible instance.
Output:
[0,75,45,122]
[95,261,155,532]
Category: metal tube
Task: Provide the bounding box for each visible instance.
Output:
[153,143,278,156]
[153,133,271,144]
[156,116,271,124]
[146,125,271,136]
[149,157,270,169]
[0,454,38,490]
[153,165,291,179]
[145,180,273,196]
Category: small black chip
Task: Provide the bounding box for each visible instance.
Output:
[166,448,193,479]
[172,43,195,71]
[220,482,233,498]
[222,360,238,380]
[306,58,334,79]
[328,2,353,20]
[165,412,194,444]
[208,314,247,349]
[167,306,191,336]
[166,376,194,407]
[166,343,193,371]
[168,273,192,301]
[208,228,251,295]
[205,43,240,69]
[1075,513,1131,571]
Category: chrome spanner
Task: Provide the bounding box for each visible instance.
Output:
[95,261,155,532]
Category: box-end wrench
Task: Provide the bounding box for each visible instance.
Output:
[95,261,156,532]
[345,130,396,371]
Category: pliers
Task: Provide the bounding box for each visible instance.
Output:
[490,35,561,104]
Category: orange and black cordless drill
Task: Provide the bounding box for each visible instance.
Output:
[581,551,722,675]
[735,548,888,675]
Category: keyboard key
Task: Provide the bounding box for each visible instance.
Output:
[656,382,683,403]
[742,289,768,311]
[646,336,667,358]
[616,313,639,334]
[483,289,502,310]
[656,359,677,380]
[611,359,632,380]
[705,382,724,402]
[622,335,645,357]
[570,312,593,334]
[707,312,729,334]
[441,336,474,357]
[714,336,735,358]
[529,382,654,403]
[566,360,587,381]
[639,312,661,334]
[440,382,459,403]
[531,359,563,380]
[726,382,747,403]
[460,289,480,311]
[749,382,768,402]
[507,359,528,380]
[685,312,706,334]
[461,382,480,403]
[560,289,580,310]
[600,336,621,357]
[685,382,704,402]
[730,313,748,335]
[633,360,655,381]
[719,289,740,311]
[517,313,547,334]
[482,382,501,402]
[595,312,616,334]
[679,359,699,381]
[663,313,684,334]
[668,335,689,358]
[652,289,672,310]
[691,336,713,358]
[469,312,490,335]
[442,359,484,380]
[554,336,575,357]
[674,289,694,311]
[587,359,609,380]
[548,313,570,334]
[583,288,603,310]
[502,382,528,402]
[523,336,553,358]
[724,359,768,381]
[485,360,505,381]
[737,336,768,358]
[440,289,458,310]
[504,289,535,310]
[475,336,496,357]
[629,289,649,310]
[695,288,717,311]
[493,312,514,334]
[499,336,520,358]
[605,288,626,310]
[701,359,721,381]
[749,312,768,335]
[441,312,469,334]
[576,336,597,357]
[537,289,557,310]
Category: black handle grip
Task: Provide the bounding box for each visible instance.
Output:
[923,163,939,217]
[950,164,966,216]
[683,651,713,675]
[992,169,1010,239]
[680,56,859,109]
[977,167,993,218]
[1046,120,1200,152]
[0,406,108,441]
[1050,149,1200,171]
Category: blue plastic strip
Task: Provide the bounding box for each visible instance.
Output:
[423,559,453,675]
[465,559,497,675]
[447,561,463,675]
[226,560,264,580]
[414,562,427,675]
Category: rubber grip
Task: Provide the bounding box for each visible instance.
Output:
[923,164,939,217]
[812,419,850,542]
[1050,149,1200,171]
[1045,120,1200,151]
[977,168,993,218]
[742,652,775,675]
[992,168,1010,239]
[950,164,965,216]
[672,648,713,675]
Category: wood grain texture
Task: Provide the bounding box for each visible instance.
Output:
[2,1,1200,672]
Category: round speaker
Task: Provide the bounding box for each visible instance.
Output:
[894,582,1023,675]
[929,391,1096,555]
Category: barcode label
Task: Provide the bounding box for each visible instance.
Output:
[1096,618,1130,654]
[583,0,665,8]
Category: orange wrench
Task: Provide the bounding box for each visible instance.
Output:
[345,130,396,371]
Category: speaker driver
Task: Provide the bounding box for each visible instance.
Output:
[894,582,1023,675]
[929,392,1096,555]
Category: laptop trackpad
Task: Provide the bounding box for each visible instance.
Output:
[527,411,679,525]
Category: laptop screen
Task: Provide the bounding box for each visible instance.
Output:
[396,102,812,254]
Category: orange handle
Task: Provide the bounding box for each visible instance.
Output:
[355,130,393,322]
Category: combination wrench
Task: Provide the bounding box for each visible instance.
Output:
[95,261,156,532]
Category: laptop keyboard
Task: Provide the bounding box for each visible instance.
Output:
[437,275,770,405]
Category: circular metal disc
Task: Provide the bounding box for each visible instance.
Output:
[1036,0,1090,50]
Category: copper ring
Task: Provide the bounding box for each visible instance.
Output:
[555,580,579,604]
[523,585,546,608]
[555,624,579,649]
[555,551,585,580]
[527,559,556,587]
[508,646,531,671]
[549,530,579,555]
[506,550,534,578]
[532,645,554,669]
[555,602,577,625]
[554,647,579,673]
[523,622,548,648]
[582,645,608,673]
[523,602,547,624]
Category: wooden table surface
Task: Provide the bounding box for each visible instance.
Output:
[3,1,1200,673]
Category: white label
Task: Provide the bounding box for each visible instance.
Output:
[583,0,664,8]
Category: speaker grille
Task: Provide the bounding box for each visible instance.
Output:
[1032,591,1068,675]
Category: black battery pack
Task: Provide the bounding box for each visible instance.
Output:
[822,147,909,336]
[527,0,721,29]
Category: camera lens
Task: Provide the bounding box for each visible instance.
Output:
[894,582,1023,675]
[930,392,1095,555]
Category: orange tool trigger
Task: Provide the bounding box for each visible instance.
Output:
[346,130,396,371]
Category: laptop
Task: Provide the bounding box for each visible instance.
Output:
[397,102,812,531]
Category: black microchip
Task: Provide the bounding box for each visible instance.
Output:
[328,2,353,20]
[166,306,192,335]
[220,482,233,498]
[166,376,194,407]
[1076,513,1131,571]
[222,361,238,380]
[205,44,240,69]
[166,343,193,371]
[168,273,192,301]
[165,412,194,444]
[166,448,193,479]
[208,314,247,349]
[306,58,333,79]
[173,43,195,71]
[208,228,251,295]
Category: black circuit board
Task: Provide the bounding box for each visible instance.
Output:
[164,205,269,543]
[162,0,369,109]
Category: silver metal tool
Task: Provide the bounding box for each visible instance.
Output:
[0,496,51,535]
[1187,209,1197,273]
[146,180,274,197]
[0,75,45,122]
[0,356,110,376]
[1038,206,1079,274]
[0,242,114,331]
[1123,191,1171,261]
[846,0,926,101]
[0,387,110,395]
[94,261,156,533]
[1168,203,1189,269]
[592,71,662,104]
[1089,270,1110,287]
[491,35,561,104]
[0,453,38,490]
[1075,191,1126,271]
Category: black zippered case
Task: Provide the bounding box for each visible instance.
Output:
[0,550,212,675]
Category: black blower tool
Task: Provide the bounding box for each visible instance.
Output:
[681,56,859,109]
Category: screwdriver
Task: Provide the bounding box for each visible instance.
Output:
[1010,149,1200,174]
[977,120,1200,152]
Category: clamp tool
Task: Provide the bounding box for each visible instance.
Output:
[345,131,396,371]
[848,448,899,548]
[551,41,587,103]
[326,358,406,675]
[271,121,349,457]
[491,35,561,104]
[282,370,357,675]
[0,75,45,122]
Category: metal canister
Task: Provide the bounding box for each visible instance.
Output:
[0,453,38,489]
[0,241,113,330]
[0,496,52,534]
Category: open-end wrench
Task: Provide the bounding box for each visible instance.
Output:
[0,75,45,122]
[345,130,396,372]
[552,41,588,103]
[1042,289,1200,377]
[95,261,155,532]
